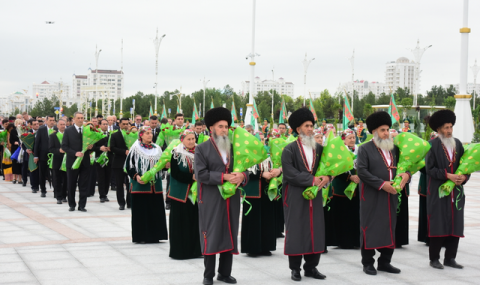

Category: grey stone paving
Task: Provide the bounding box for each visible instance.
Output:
[0,173,479,285]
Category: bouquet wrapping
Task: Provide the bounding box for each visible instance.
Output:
[47,153,53,169]
[71,126,106,170]
[60,155,67,172]
[266,138,288,201]
[90,152,96,165]
[218,127,268,200]
[197,134,210,144]
[96,130,117,167]
[189,181,198,204]
[122,130,138,149]
[439,143,480,199]
[19,133,37,171]
[156,124,187,146]
[140,139,182,183]
[302,132,355,206]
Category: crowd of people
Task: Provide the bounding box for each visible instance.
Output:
[0,107,469,284]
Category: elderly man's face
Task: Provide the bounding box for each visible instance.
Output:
[438,123,453,138]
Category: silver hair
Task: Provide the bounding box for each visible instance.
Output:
[299,131,317,149]
[439,134,456,150]
[373,132,394,151]
[212,129,231,157]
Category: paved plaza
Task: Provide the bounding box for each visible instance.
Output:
[0,173,479,285]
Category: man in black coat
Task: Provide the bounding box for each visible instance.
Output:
[132,115,143,129]
[23,119,40,191]
[107,116,119,132]
[92,119,113,203]
[149,115,161,143]
[62,112,93,212]
[49,119,67,204]
[110,117,131,210]
[33,115,56,197]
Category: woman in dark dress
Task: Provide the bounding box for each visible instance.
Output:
[330,128,360,249]
[2,123,15,182]
[9,120,23,184]
[125,126,168,243]
[241,159,278,257]
[167,129,202,259]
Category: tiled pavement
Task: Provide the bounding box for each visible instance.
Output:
[0,173,479,285]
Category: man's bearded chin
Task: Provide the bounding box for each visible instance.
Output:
[299,131,316,149]
[212,129,231,155]
[373,132,394,151]
[439,133,456,149]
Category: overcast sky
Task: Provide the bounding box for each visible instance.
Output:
[1,0,479,99]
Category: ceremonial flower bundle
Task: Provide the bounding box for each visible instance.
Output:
[72,126,106,170]
[219,127,268,200]
[267,137,288,201]
[97,130,117,167]
[156,124,187,146]
[189,181,198,204]
[392,132,431,191]
[140,139,181,183]
[122,130,138,149]
[19,132,37,171]
[439,143,480,198]
[302,132,355,205]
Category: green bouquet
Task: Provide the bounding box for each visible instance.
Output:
[48,153,53,169]
[122,130,138,149]
[266,138,288,201]
[19,133,37,171]
[439,143,480,199]
[219,127,268,200]
[60,155,67,172]
[189,181,198,204]
[156,124,188,146]
[72,125,106,170]
[96,130,117,167]
[140,139,182,183]
[302,132,355,205]
[392,133,431,191]
[197,134,210,144]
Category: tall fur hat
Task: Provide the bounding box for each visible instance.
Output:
[366,111,392,133]
[429,109,456,131]
[288,108,315,135]
[204,107,231,130]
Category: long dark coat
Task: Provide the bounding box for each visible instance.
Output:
[425,137,468,237]
[194,139,249,255]
[281,140,325,255]
[357,141,400,250]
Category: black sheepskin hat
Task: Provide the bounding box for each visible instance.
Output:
[429,109,456,131]
[366,111,392,133]
[204,107,232,131]
[288,107,315,135]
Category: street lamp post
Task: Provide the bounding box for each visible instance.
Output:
[453,0,474,143]
[119,39,124,117]
[202,77,210,117]
[348,49,355,113]
[471,59,480,110]
[245,0,260,131]
[302,53,315,106]
[410,40,432,106]
[153,29,166,116]
[94,45,102,117]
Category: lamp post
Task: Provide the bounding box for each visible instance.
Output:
[302,53,315,106]
[94,45,102,117]
[453,0,474,143]
[471,59,480,110]
[410,40,432,106]
[119,39,124,117]
[202,77,210,117]
[245,0,260,131]
[348,49,354,113]
[153,29,166,116]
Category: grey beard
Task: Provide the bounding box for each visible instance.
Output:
[439,134,456,150]
[299,132,317,149]
[373,132,394,151]
[212,130,231,156]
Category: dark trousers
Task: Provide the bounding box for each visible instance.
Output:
[429,236,460,261]
[21,159,29,185]
[88,162,97,196]
[30,168,39,191]
[113,168,130,207]
[96,163,111,199]
[53,169,67,200]
[361,245,394,266]
[288,254,321,271]
[38,159,49,193]
[67,164,91,209]
[165,172,171,204]
[204,253,233,279]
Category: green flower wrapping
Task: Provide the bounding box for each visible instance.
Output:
[197,134,210,144]
[155,124,187,146]
[47,153,53,169]
[96,130,117,167]
[219,127,268,200]
[302,132,355,203]
[266,138,288,201]
[140,139,181,183]
[285,135,297,144]
[3,148,11,159]
[122,130,138,149]
[392,133,431,191]
[439,143,480,199]
[90,152,96,165]
[189,181,198,204]
[19,133,37,171]
[60,155,67,172]
[72,126,107,170]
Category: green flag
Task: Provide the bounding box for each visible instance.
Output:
[388,93,400,125]
[149,105,153,117]
[251,98,259,130]
[279,97,287,124]
[343,95,354,131]
[210,97,214,109]
[161,105,167,119]
[192,101,199,124]
[231,101,237,126]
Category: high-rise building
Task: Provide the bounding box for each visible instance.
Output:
[444,83,480,95]
[241,77,294,97]
[72,75,88,99]
[385,57,417,94]
[337,80,387,99]
[31,81,74,106]
[87,69,123,100]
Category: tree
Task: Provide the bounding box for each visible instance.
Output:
[400,98,413,119]
[363,104,374,117]
[444,97,456,110]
